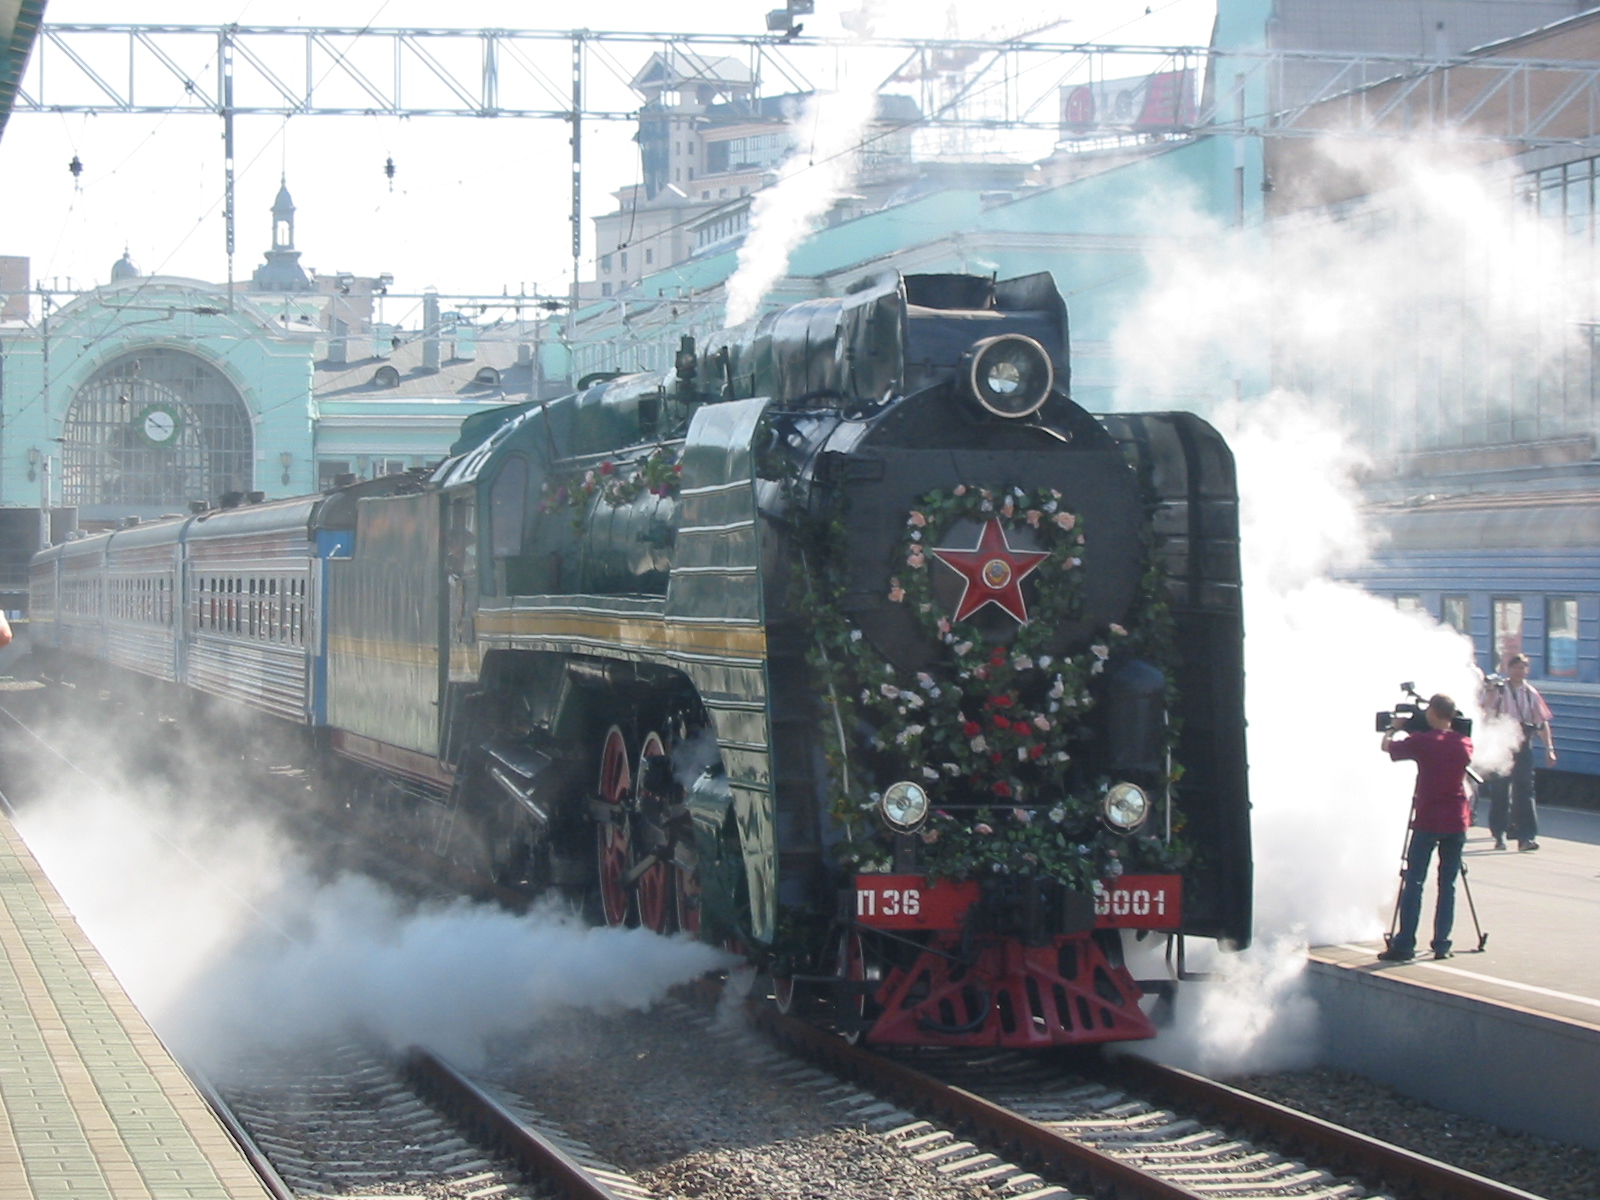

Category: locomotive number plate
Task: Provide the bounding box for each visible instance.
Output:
[1094,875,1182,929]
[853,875,981,929]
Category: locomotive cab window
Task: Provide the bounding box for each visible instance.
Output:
[1547,596,1579,678]
[1395,595,1422,615]
[1441,594,1468,636]
[490,458,528,561]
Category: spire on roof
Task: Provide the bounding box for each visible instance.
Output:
[110,247,139,282]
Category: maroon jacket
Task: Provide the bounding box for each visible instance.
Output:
[1387,730,1474,834]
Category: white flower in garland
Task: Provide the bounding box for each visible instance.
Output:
[970,734,988,753]
[880,683,900,699]
[1048,805,1067,824]
[922,766,940,781]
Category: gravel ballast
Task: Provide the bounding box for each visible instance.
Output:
[1231,1067,1597,1200]
[490,1005,996,1200]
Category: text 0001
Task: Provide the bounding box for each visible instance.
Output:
[1093,875,1183,929]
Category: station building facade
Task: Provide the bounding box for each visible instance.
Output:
[0,183,552,529]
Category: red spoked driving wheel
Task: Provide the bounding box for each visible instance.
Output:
[596,726,633,928]
[634,731,676,934]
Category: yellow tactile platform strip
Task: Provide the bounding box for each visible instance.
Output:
[0,815,271,1200]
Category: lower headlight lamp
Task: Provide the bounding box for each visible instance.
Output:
[879,780,931,833]
[1102,781,1150,832]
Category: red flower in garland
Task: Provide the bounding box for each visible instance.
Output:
[986,694,1013,708]
[599,461,615,475]
[1029,743,1045,759]
[962,721,981,738]
[992,715,1011,731]
[993,781,1013,798]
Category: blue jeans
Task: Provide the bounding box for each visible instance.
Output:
[1392,831,1466,957]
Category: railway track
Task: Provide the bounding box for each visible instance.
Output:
[204,1038,656,1200]
[745,999,1550,1200]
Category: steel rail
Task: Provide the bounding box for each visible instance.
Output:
[747,1001,1205,1200]
[750,1000,1548,1200]
[402,1046,627,1200]
[184,1065,298,1200]
[1108,1055,1549,1200]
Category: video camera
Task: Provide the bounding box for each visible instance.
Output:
[1375,681,1473,737]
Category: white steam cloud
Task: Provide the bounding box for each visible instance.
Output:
[10,715,729,1075]
[1111,141,1577,1073]
[722,85,877,327]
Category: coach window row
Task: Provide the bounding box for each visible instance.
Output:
[194,575,308,646]
[1393,592,1588,679]
[59,576,102,618]
[108,576,175,626]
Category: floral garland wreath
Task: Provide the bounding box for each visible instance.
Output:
[538,445,683,527]
[801,483,1191,890]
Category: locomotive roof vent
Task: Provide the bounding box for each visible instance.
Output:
[474,366,502,387]
[963,333,1054,419]
[372,364,401,389]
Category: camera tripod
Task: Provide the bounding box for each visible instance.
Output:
[1383,793,1490,956]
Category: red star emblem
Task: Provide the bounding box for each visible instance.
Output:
[930,518,1050,624]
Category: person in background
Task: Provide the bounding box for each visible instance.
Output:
[1379,693,1473,962]
[1485,653,1554,852]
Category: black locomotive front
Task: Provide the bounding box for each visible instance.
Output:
[711,272,1250,1046]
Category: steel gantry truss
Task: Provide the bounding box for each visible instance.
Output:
[17,23,1600,308]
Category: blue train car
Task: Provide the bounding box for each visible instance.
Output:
[1350,490,1600,785]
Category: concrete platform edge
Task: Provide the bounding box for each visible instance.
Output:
[1305,957,1600,1150]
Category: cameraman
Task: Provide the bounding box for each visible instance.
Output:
[1484,653,1554,852]
[1378,693,1473,962]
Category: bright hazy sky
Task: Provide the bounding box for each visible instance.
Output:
[0,1,1216,322]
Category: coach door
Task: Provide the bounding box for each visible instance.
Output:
[444,490,479,683]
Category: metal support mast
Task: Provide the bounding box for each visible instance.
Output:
[220,26,236,309]
[569,33,583,338]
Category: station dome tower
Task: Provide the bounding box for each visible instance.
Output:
[251,177,312,292]
[109,248,139,281]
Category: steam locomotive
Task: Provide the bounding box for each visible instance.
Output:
[29,271,1250,1048]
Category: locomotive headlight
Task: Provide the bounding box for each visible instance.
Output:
[1102,781,1150,832]
[965,334,1054,419]
[878,780,931,832]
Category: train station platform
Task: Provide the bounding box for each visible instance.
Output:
[0,813,273,1199]
[1308,806,1600,1149]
